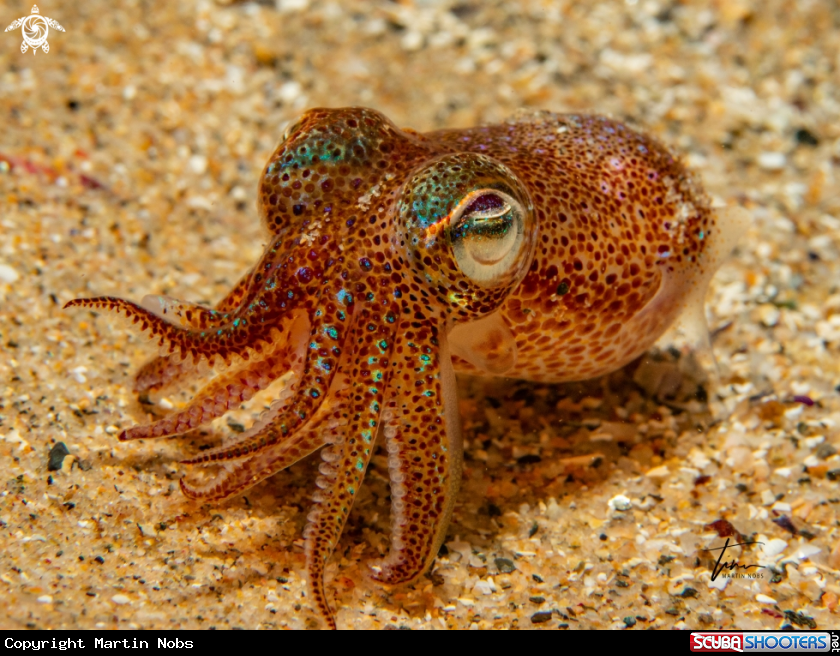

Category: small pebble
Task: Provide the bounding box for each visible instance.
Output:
[704,518,740,538]
[0,263,20,284]
[784,610,816,629]
[277,0,309,13]
[794,128,819,146]
[227,418,246,433]
[760,489,777,505]
[816,443,837,459]
[47,442,70,471]
[608,494,632,512]
[757,304,780,327]
[69,366,87,384]
[755,594,777,604]
[494,558,515,574]
[762,539,788,557]
[792,544,821,560]
[111,594,131,605]
[645,465,670,478]
[530,611,553,624]
[473,579,496,595]
[277,80,302,104]
[188,155,207,175]
[400,31,424,52]
[771,515,797,535]
[757,152,786,171]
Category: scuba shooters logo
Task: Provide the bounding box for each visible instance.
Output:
[692,635,745,652]
[690,632,836,653]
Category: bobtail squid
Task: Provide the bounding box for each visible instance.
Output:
[66,107,748,628]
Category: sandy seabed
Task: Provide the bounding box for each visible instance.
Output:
[1,0,839,630]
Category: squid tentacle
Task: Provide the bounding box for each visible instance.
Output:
[120,312,308,441]
[366,321,463,585]
[177,281,356,466]
[139,294,229,331]
[133,356,196,397]
[62,293,272,368]
[65,235,326,369]
[180,427,283,464]
[133,267,256,395]
[178,370,350,466]
[177,380,298,463]
[179,396,350,502]
[63,296,208,362]
[303,306,395,629]
[179,436,328,501]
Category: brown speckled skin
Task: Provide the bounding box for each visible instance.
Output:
[66,107,715,628]
[438,110,716,382]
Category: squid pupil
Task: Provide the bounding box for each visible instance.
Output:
[460,215,511,240]
[453,193,512,243]
[464,192,505,215]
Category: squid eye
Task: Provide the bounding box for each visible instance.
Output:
[450,190,526,285]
